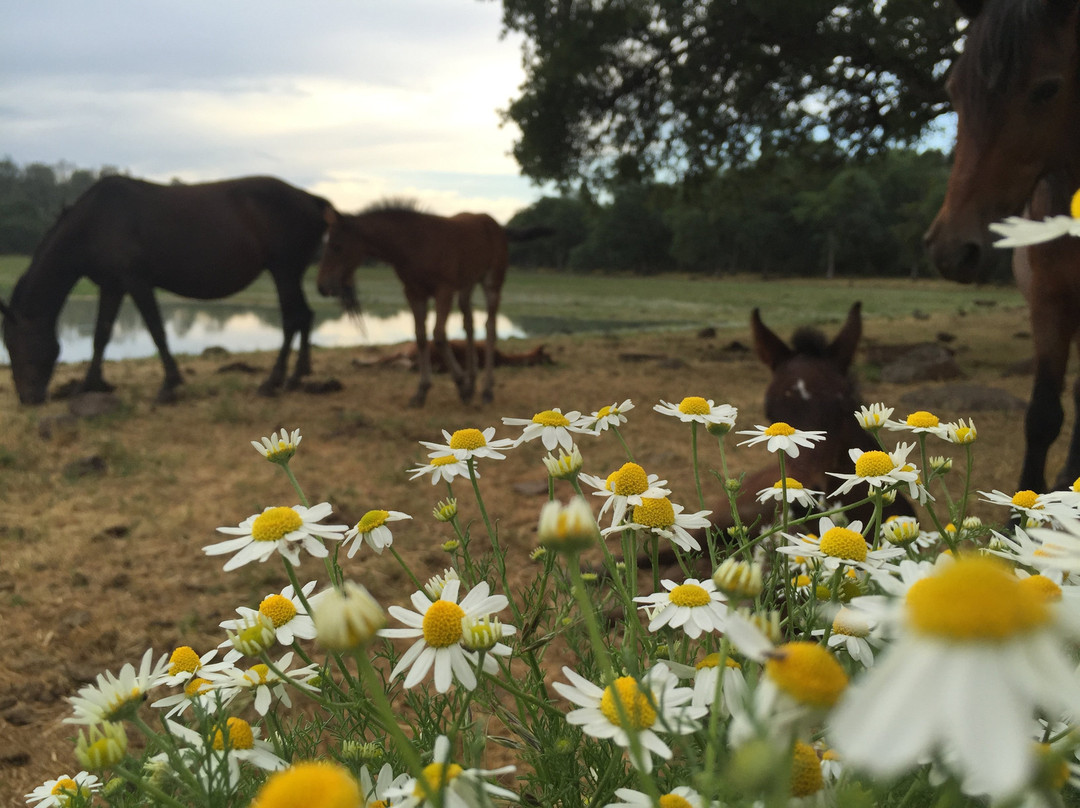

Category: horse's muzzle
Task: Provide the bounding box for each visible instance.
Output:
[924,221,985,284]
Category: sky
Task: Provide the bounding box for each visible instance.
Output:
[0,0,547,224]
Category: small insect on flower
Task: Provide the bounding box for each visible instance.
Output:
[382,735,518,808]
[654,396,738,432]
[502,407,587,451]
[736,422,826,458]
[578,398,634,433]
[66,648,169,725]
[26,771,102,808]
[342,509,412,557]
[205,503,349,571]
[251,427,302,464]
[634,577,728,639]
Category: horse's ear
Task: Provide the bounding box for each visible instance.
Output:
[751,308,792,369]
[954,0,983,19]
[323,205,340,227]
[828,301,863,372]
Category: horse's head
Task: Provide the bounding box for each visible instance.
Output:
[317,207,362,313]
[0,285,60,405]
[752,302,863,440]
[925,0,1080,282]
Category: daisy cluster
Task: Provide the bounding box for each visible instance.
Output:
[30,402,1080,808]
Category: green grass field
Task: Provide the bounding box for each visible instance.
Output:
[0,254,1024,337]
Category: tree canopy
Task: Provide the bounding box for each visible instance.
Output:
[495,0,962,187]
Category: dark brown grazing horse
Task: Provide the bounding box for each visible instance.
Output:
[0,175,330,405]
[317,201,550,407]
[924,0,1080,491]
[718,302,914,531]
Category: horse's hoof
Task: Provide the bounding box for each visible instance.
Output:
[81,380,116,394]
[481,389,494,404]
[155,387,180,405]
[256,382,281,398]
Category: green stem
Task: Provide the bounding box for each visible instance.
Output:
[690,422,705,511]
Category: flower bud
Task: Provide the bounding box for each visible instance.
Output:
[537,498,600,553]
[313,581,386,652]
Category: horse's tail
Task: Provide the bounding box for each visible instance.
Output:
[504,225,555,242]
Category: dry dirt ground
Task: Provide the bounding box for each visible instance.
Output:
[0,297,1063,805]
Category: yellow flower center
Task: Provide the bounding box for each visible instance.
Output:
[906,556,1050,640]
[1018,574,1062,602]
[612,462,649,496]
[765,642,848,708]
[793,573,811,588]
[260,594,298,627]
[168,646,201,676]
[212,717,254,751]
[659,795,694,808]
[953,426,975,442]
[50,778,84,799]
[422,600,466,647]
[818,527,868,562]
[357,509,390,533]
[430,455,457,467]
[678,396,710,415]
[1071,476,1080,493]
[632,497,676,528]
[251,761,362,808]
[414,762,464,798]
[1011,490,1041,510]
[251,507,303,542]
[532,409,570,427]
[184,676,211,698]
[696,653,741,670]
[449,428,486,450]
[832,610,869,637]
[905,410,939,428]
[764,422,796,436]
[669,583,711,608]
[773,477,804,489]
[599,676,657,729]
[1071,189,1080,219]
[854,450,894,478]
[597,405,614,418]
[247,663,271,684]
[790,741,825,797]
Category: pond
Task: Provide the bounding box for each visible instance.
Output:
[0,299,529,366]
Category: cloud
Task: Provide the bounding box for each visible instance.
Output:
[0,0,543,222]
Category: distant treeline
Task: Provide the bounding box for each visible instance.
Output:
[0,158,130,254]
[0,152,1003,280]
[506,147,1005,280]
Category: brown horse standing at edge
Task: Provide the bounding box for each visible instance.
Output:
[925,0,1080,491]
[317,201,549,407]
[0,175,330,405]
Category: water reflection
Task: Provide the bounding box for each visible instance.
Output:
[0,299,527,365]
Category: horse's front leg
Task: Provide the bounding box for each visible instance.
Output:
[407,293,433,408]
[127,281,183,404]
[82,285,123,394]
[432,289,469,402]
[480,283,501,403]
[457,287,477,403]
[1019,331,1070,492]
[1057,372,1080,490]
[264,269,314,395]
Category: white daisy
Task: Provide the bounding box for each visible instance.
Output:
[408,453,474,485]
[201,651,319,716]
[342,509,412,557]
[158,645,235,689]
[634,578,728,639]
[686,652,747,712]
[360,762,411,808]
[736,422,826,458]
[419,426,514,462]
[26,772,102,808]
[602,495,711,552]
[941,417,977,445]
[578,398,634,433]
[383,735,517,808]
[66,648,169,724]
[776,517,904,573]
[987,527,1073,582]
[579,461,671,528]
[603,785,710,808]
[810,607,878,668]
[990,208,1080,247]
[755,477,823,508]
[654,396,739,431]
[828,443,919,498]
[854,403,894,431]
[379,579,514,693]
[980,489,1053,525]
[167,716,286,791]
[553,662,707,773]
[830,555,1080,799]
[251,427,302,464]
[204,503,348,571]
[502,407,587,450]
[258,580,319,645]
[883,409,947,438]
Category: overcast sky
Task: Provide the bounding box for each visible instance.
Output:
[1,0,547,223]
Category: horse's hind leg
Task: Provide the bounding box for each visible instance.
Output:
[407,292,433,408]
[1019,323,1070,492]
[83,285,123,393]
[480,283,501,403]
[128,281,183,403]
[432,289,470,403]
[264,270,314,395]
[457,287,477,403]
[1053,332,1080,489]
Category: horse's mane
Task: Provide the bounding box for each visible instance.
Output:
[951,0,1047,129]
[360,197,427,216]
[789,326,831,358]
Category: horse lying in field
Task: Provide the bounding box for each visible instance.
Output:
[355,341,554,373]
[716,302,914,534]
[0,175,330,405]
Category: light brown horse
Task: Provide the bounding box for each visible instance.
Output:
[924,0,1080,491]
[317,201,548,407]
